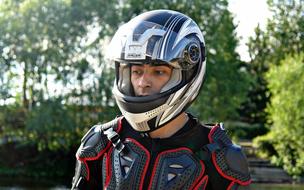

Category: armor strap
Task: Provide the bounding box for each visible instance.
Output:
[99,116,125,153]
[195,141,221,160]
[103,125,125,153]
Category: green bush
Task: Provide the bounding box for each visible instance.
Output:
[254,53,304,177]
[253,132,277,159]
[24,98,78,151]
[0,98,118,181]
[225,121,268,140]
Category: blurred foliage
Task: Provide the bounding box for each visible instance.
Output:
[0,0,301,182]
[225,121,268,141]
[240,0,304,124]
[0,0,249,149]
[0,0,119,180]
[0,0,119,138]
[0,0,119,108]
[254,54,304,177]
[245,0,304,177]
[25,98,76,151]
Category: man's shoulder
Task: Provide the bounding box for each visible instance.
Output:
[76,117,122,160]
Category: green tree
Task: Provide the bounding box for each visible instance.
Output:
[238,27,271,124]
[247,0,304,177]
[0,0,119,141]
[0,57,13,104]
[241,0,304,124]
[0,0,120,110]
[0,0,120,180]
[255,53,304,177]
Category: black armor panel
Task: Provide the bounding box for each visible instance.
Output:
[148,147,207,190]
[208,125,251,186]
[72,118,122,189]
[104,138,150,190]
[77,124,109,160]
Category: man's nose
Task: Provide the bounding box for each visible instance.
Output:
[138,73,151,87]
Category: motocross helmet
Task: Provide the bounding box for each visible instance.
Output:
[107,10,206,132]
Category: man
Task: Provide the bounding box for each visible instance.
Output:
[72,10,251,190]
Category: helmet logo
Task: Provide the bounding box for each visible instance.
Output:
[126,45,145,59]
[124,28,166,60]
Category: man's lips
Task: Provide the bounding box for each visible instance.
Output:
[136,90,156,96]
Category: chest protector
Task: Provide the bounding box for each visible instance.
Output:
[72,117,251,190]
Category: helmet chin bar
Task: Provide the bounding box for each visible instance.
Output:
[119,103,170,132]
[114,82,193,132]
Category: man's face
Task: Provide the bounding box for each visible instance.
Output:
[131,64,172,96]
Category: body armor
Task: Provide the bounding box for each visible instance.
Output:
[72,115,251,190]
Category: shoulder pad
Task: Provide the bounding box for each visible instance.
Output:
[209,124,251,186]
[208,123,232,146]
[76,117,121,160]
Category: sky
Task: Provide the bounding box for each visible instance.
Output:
[228,0,273,61]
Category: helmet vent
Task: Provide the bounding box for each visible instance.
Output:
[144,104,167,118]
[183,42,200,69]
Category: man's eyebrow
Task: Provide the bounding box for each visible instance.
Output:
[150,63,173,68]
[130,64,172,68]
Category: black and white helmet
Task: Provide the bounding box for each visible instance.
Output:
[107,10,206,132]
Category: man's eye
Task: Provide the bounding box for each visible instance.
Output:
[155,70,166,75]
[132,70,142,75]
